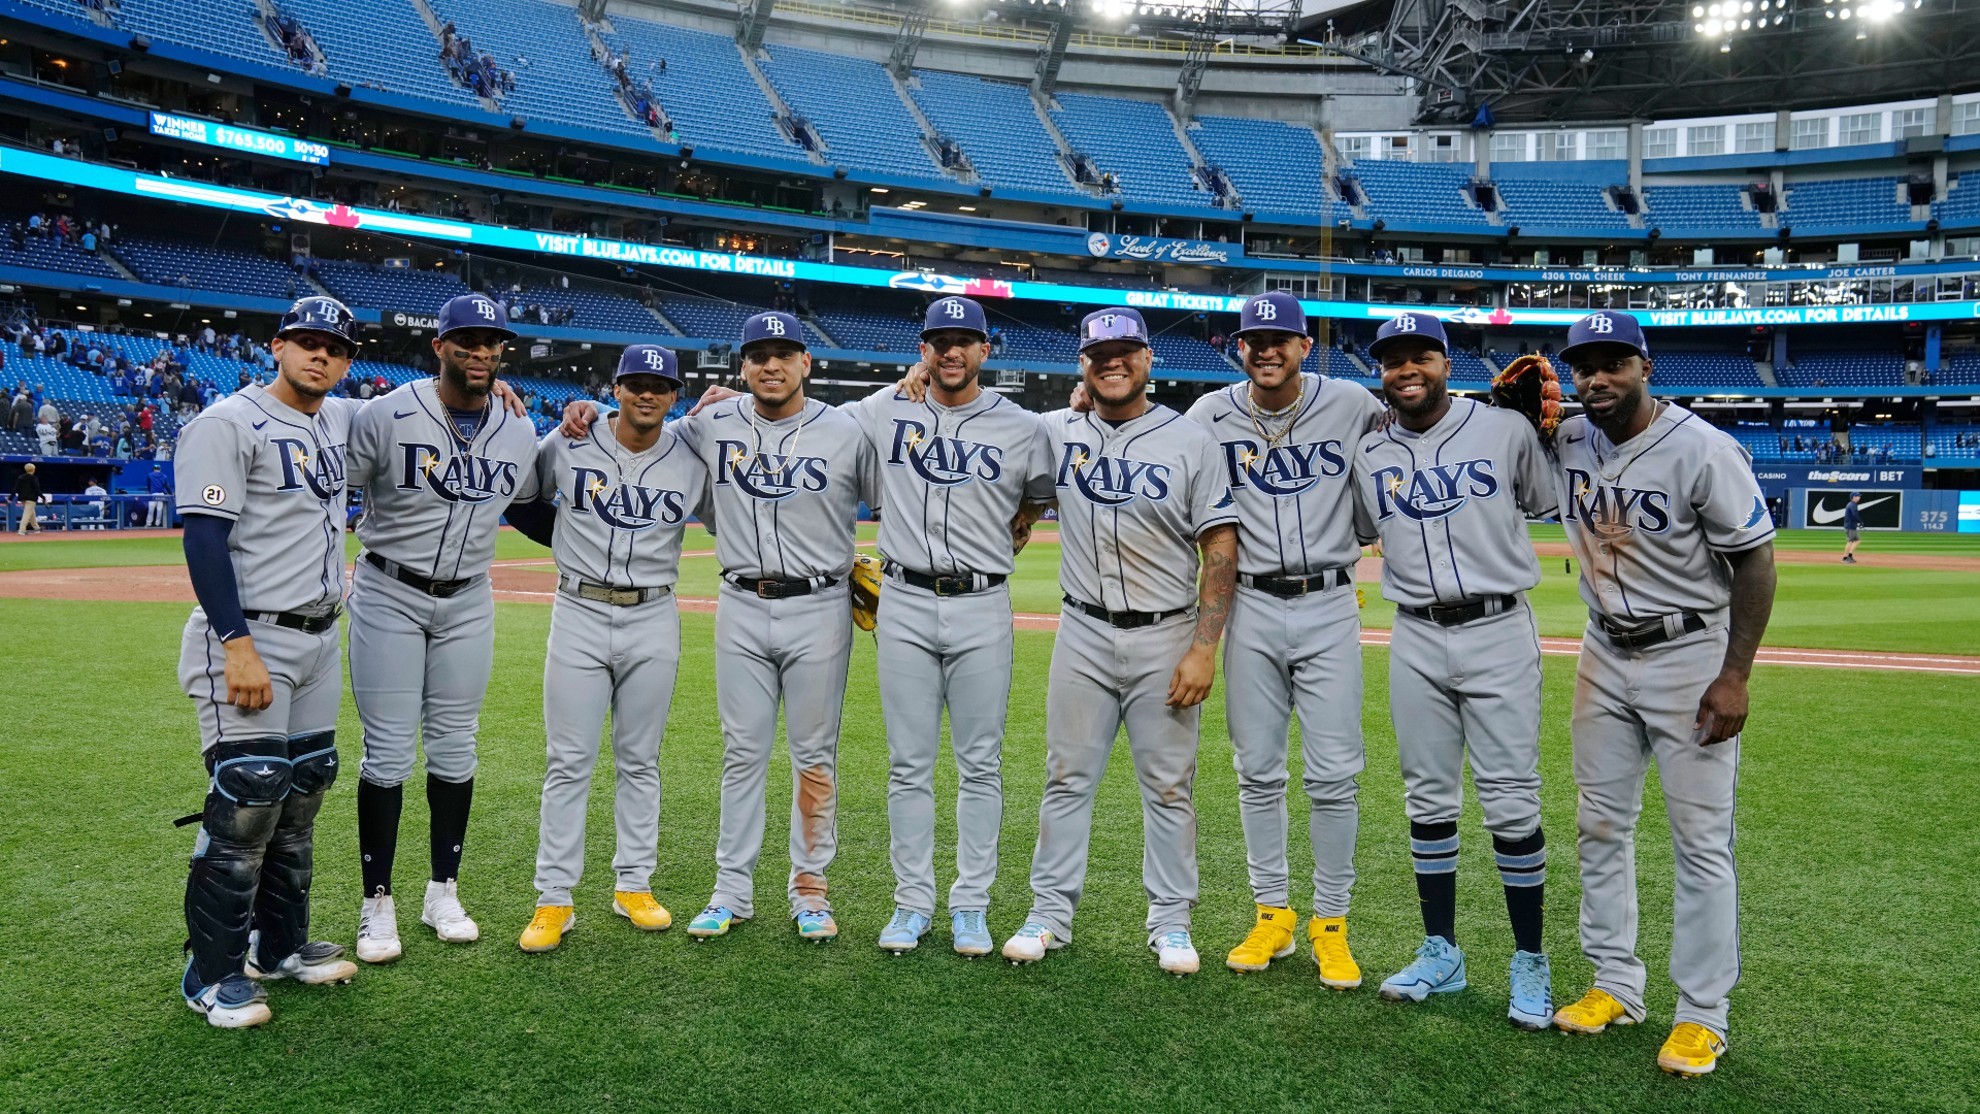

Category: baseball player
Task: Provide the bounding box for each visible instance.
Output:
[173,296,364,1027]
[1543,312,1777,1079]
[670,311,877,942]
[504,345,707,952]
[1000,307,1239,976]
[1184,290,1383,983]
[345,294,541,964]
[1350,312,1559,1028]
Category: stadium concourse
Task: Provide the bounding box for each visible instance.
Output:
[2,0,1979,1110]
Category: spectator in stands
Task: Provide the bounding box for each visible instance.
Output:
[177,377,202,417]
[35,417,57,456]
[82,478,107,528]
[36,397,58,430]
[13,463,42,534]
[7,389,29,432]
[114,429,131,460]
[80,227,95,252]
[25,212,43,238]
[1830,409,1851,451]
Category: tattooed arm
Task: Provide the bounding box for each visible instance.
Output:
[1168,522,1237,708]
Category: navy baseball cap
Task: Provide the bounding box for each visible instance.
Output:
[1233,290,1309,338]
[740,310,806,351]
[1078,307,1150,353]
[275,295,361,348]
[437,294,516,341]
[921,296,988,340]
[616,344,681,385]
[1559,310,1650,365]
[1366,311,1447,362]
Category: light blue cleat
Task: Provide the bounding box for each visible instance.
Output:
[795,908,839,942]
[951,910,993,957]
[1508,950,1554,1030]
[877,908,932,953]
[1379,936,1468,1001]
[686,904,737,940]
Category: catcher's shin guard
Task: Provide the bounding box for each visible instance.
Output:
[184,738,294,986]
[252,733,338,969]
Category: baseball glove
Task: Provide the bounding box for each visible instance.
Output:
[1490,354,1565,441]
[850,553,882,632]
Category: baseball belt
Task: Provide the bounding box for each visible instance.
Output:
[886,562,1006,596]
[724,572,839,600]
[1399,594,1518,627]
[558,575,671,607]
[246,608,341,634]
[1596,611,1708,651]
[1239,568,1353,598]
[363,551,480,598]
[1062,594,1191,630]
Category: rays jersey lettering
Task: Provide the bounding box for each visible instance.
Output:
[396,443,520,504]
[1561,467,1673,536]
[1221,438,1348,498]
[272,438,347,499]
[1056,441,1172,506]
[714,439,830,501]
[1372,458,1500,522]
[886,419,1004,486]
[567,467,688,531]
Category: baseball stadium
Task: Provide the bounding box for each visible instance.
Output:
[0,0,1976,1108]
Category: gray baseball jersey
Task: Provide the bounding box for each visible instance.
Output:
[534,421,709,587]
[1555,405,1775,622]
[1556,402,1769,1037]
[346,379,542,581]
[846,386,1057,576]
[1185,374,1382,577]
[1186,374,1381,923]
[1047,405,1239,611]
[674,397,878,580]
[173,385,358,616]
[1353,397,1559,607]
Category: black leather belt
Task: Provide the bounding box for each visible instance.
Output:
[364,551,478,598]
[725,573,838,600]
[247,608,340,634]
[1597,611,1708,651]
[889,562,1006,596]
[559,576,671,607]
[1399,594,1518,626]
[1063,595,1190,630]
[1240,568,1352,598]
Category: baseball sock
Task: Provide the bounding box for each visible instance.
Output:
[427,774,474,883]
[357,778,403,897]
[1494,830,1547,954]
[1408,820,1459,945]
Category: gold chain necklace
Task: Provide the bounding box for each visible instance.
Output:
[1245,377,1305,449]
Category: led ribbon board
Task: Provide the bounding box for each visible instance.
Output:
[148,113,331,167]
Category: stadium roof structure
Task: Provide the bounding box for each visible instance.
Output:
[1298,0,1980,124]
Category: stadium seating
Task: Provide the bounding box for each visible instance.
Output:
[430,0,647,138]
[1925,423,1980,458]
[1641,184,1762,236]
[281,0,478,108]
[1492,178,1631,232]
[1349,161,1491,227]
[1491,348,1759,389]
[1931,173,1980,226]
[758,43,942,180]
[109,0,292,70]
[806,301,921,353]
[601,15,801,160]
[1050,93,1206,208]
[1189,116,1329,218]
[502,286,664,334]
[1781,177,1913,231]
[658,296,830,348]
[0,220,119,279]
[314,259,473,310]
[1936,351,1980,385]
[908,71,1074,195]
[1775,351,1906,388]
[109,233,296,297]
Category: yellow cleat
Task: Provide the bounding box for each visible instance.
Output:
[1225,904,1297,973]
[1554,987,1639,1035]
[613,892,673,932]
[519,906,575,953]
[1658,1022,1727,1079]
[1307,916,1362,990]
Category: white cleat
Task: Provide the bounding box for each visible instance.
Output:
[422,879,480,943]
[357,888,403,964]
[1151,930,1200,977]
[1001,921,1060,965]
[244,938,358,985]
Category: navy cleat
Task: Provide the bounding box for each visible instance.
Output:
[182,958,272,1030]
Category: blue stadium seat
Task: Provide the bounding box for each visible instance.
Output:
[1050,93,1207,209]
[110,233,295,297]
[909,71,1074,195]
[281,0,479,108]
[1350,161,1490,227]
[1190,116,1331,219]
[1642,184,1762,236]
[759,42,942,180]
[1931,173,1980,227]
[0,219,118,278]
[314,259,472,310]
[601,16,801,161]
[1776,351,1905,388]
[430,0,648,138]
[1782,177,1912,233]
[108,0,292,71]
[502,286,663,335]
[1492,178,1631,232]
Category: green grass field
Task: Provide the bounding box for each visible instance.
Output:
[1,531,1975,1112]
